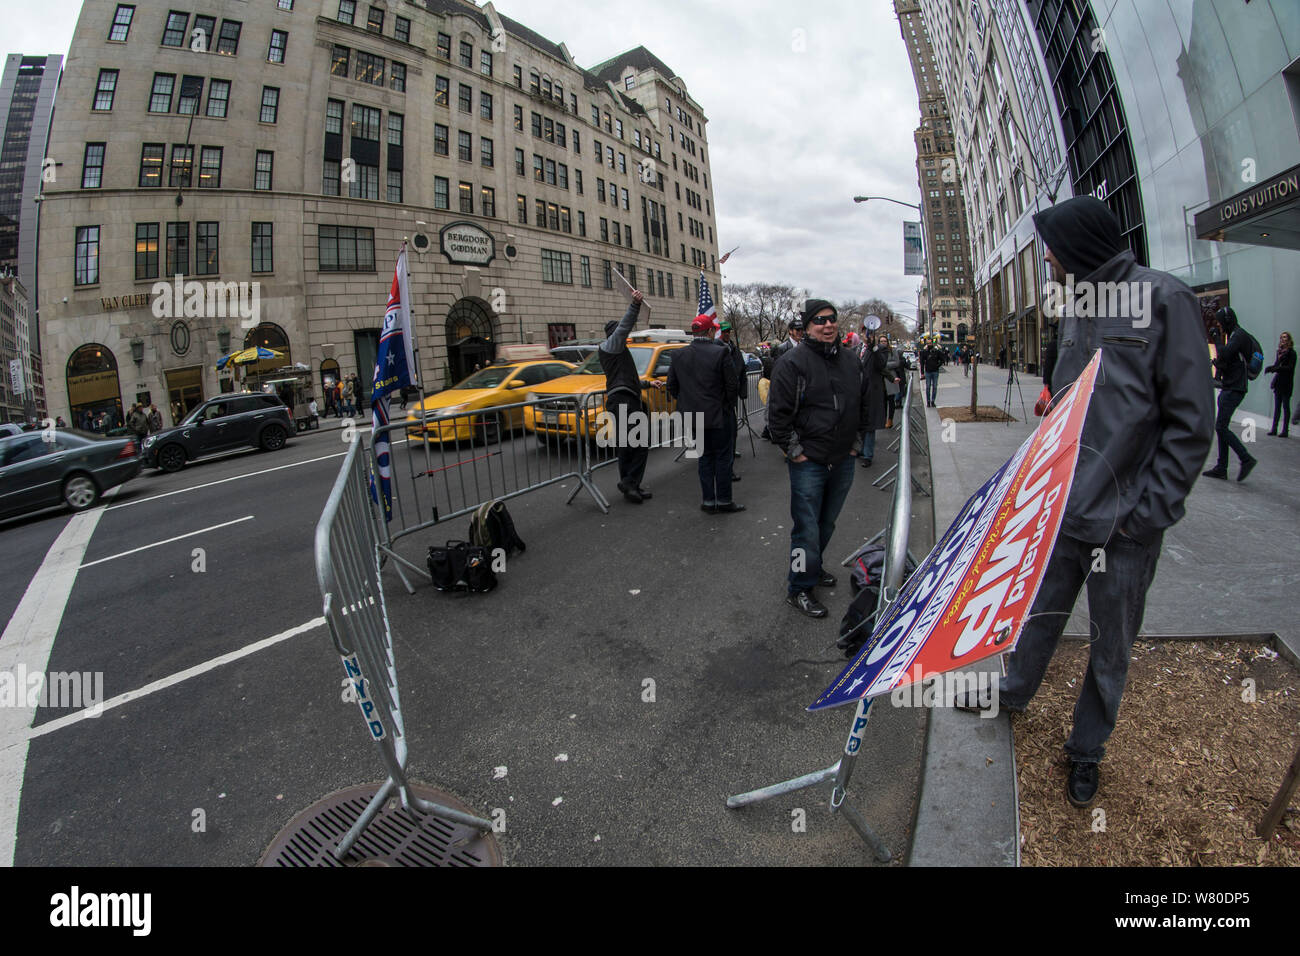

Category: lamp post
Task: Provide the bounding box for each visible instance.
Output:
[853,195,929,334]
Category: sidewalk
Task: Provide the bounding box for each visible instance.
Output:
[908,361,1300,866]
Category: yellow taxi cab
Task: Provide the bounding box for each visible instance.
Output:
[522,336,689,445]
[406,358,575,444]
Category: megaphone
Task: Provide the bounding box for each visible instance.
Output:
[864,315,883,332]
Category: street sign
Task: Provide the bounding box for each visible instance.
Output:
[9,359,23,395]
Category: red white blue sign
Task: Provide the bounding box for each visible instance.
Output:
[809,351,1102,711]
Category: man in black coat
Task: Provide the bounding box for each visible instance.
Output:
[1204,306,1258,481]
[718,319,748,476]
[767,299,871,619]
[599,290,652,504]
[667,317,742,513]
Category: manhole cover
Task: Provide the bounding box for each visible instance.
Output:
[259,782,503,867]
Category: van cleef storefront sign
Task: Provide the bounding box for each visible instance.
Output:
[1196,163,1300,246]
[439,221,496,266]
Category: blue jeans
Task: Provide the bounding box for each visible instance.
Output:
[1213,388,1250,468]
[861,430,876,462]
[1000,530,1163,763]
[699,426,733,505]
[925,371,939,404]
[787,456,856,594]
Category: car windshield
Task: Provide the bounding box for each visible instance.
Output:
[453,366,519,389]
[573,349,654,376]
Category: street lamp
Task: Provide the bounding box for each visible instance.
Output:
[853,195,921,212]
[853,195,929,332]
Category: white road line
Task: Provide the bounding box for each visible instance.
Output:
[0,496,114,866]
[24,617,326,742]
[78,515,255,569]
[105,451,348,511]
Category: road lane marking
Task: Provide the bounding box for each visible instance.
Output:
[23,617,326,741]
[78,515,256,569]
[105,452,348,511]
[0,494,115,866]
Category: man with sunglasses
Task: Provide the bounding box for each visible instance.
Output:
[767,299,872,619]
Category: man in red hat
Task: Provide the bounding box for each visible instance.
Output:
[668,315,742,513]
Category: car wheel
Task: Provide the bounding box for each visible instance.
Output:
[62,473,99,511]
[260,424,287,451]
[536,432,554,451]
[480,413,504,444]
[158,444,186,473]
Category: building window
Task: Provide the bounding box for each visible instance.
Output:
[331,45,350,76]
[74,227,100,285]
[205,79,230,117]
[459,41,473,69]
[366,6,383,33]
[350,105,379,140]
[514,148,524,175]
[394,16,410,44]
[580,256,591,286]
[387,113,403,146]
[135,223,159,280]
[533,154,543,182]
[437,33,451,59]
[535,199,546,227]
[198,146,222,188]
[435,124,449,156]
[513,64,522,88]
[531,112,542,137]
[541,249,573,284]
[458,83,472,112]
[387,169,402,203]
[513,105,523,131]
[216,20,241,56]
[558,164,568,189]
[109,5,134,41]
[434,177,449,209]
[337,1,355,25]
[260,87,279,123]
[625,75,634,91]
[600,218,608,242]
[458,131,472,162]
[481,137,494,167]
[268,30,287,63]
[254,151,273,190]
[480,91,493,120]
[390,62,406,92]
[148,74,175,113]
[173,75,200,115]
[166,222,188,275]
[356,52,385,86]
[196,222,219,275]
[348,164,379,200]
[161,11,188,46]
[82,143,105,188]
[578,211,586,237]
[516,195,527,224]
[545,159,556,185]
[459,181,473,213]
[560,206,571,233]
[318,225,375,272]
[326,99,344,134]
[667,274,674,297]
[603,260,613,289]
[575,169,583,195]
[621,187,629,210]
[322,160,339,194]
[139,144,163,187]
[435,76,449,107]
[168,145,193,187]
[480,50,493,76]
[481,186,495,217]
[278,0,294,8]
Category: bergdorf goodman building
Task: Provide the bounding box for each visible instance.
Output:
[39,0,721,428]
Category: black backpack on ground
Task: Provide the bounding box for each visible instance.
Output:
[837,541,918,658]
[427,540,497,593]
[468,500,526,556]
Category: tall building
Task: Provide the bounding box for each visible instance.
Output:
[38,0,719,429]
[1,271,33,422]
[895,0,972,349]
[0,53,62,412]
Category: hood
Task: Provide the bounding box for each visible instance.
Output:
[1033,196,1125,278]
[417,388,496,411]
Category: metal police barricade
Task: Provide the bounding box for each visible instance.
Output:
[371,394,608,592]
[581,383,697,487]
[723,382,919,862]
[875,369,931,496]
[315,435,493,860]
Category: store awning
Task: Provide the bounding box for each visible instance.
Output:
[1195,162,1300,250]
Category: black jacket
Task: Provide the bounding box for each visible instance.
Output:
[921,347,944,374]
[598,300,644,403]
[1266,347,1295,396]
[667,338,737,430]
[767,338,870,464]
[724,340,748,399]
[862,346,890,432]
[1213,326,1253,394]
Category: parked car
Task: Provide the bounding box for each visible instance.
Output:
[0,430,142,519]
[549,342,601,366]
[743,352,762,373]
[405,359,576,445]
[143,393,293,472]
[0,423,24,439]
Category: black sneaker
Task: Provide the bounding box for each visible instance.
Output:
[818,570,837,588]
[786,590,828,618]
[1237,457,1257,482]
[860,457,872,467]
[714,502,746,513]
[1201,467,1228,480]
[1066,760,1100,808]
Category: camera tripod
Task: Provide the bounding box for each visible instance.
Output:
[1002,363,1028,425]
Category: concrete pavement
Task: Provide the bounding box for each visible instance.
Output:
[908,360,1300,867]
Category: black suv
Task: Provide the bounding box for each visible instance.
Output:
[143,393,293,472]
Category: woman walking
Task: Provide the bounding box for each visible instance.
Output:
[1266,331,1295,437]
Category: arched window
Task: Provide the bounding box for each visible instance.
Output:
[445,299,496,384]
[66,343,123,432]
[242,322,292,378]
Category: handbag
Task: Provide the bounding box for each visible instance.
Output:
[885,379,900,398]
[1034,385,1051,416]
[427,540,497,593]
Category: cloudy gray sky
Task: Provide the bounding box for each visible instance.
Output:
[3,0,926,316]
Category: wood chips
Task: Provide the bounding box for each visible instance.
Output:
[934,405,1017,423]
[1014,639,1300,866]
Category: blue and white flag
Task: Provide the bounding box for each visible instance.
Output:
[371,245,417,521]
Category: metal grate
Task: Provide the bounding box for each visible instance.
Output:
[259,783,503,867]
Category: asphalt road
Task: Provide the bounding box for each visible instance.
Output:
[3,403,934,866]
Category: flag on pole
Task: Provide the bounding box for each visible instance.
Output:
[696,271,716,324]
[370,245,418,521]
[718,245,739,265]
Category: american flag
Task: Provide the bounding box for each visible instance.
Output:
[369,245,417,521]
[696,271,716,324]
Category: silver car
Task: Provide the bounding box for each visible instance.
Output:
[0,430,142,520]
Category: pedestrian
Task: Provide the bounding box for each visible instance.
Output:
[960,196,1214,811]
[333,381,343,417]
[882,336,903,428]
[998,345,1007,368]
[718,319,747,477]
[351,374,365,413]
[1042,323,1059,395]
[55,415,67,429]
[308,396,319,421]
[127,403,149,447]
[667,313,741,515]
[324,381,338,417]
[1265,331,1294,438]
[599,290,655,504]
[921,341,943,407]
[859,332,890,467]
[767,299,871,619]
[1203,306,1259,481]
[147,403,163,433]
[770,316,804,367]
[343,377,355,416]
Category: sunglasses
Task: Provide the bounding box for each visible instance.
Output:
[808,315,838,326]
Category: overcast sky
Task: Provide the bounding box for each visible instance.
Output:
[3,0,926,317]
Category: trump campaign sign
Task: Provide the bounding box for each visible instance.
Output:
[810,350,1102,712]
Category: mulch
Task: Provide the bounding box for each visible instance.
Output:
[1014,639,1300,866]
[935,405,1017,423]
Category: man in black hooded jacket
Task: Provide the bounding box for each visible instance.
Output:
[767,299,871,619]
[963,197,1214,810]
[1203,306,1258,481]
